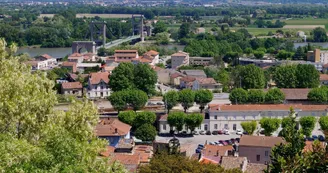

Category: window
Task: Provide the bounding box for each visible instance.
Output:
[265,151,269,157]
[163,124,166,130]
[257,155,261,161]
[214,124,218,129]
[204,124,208,131]
[233,124,237,131]
[225,115,228,120]
[224,124,228,129]
[243,115,246,120]
[214,116,217,120]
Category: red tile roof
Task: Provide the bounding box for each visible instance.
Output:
[180,76,196,82]
[99,146,115,157]
[199,157,219,164]
[172,51,189,57]
[62,61,77,67]
[209,104,328,111]
[170,72,184,79]
[69,53,83,57]
[89,72,110,85]
[220,156,247,170]
[320,74,328,81]
[196,77,217,84]
[61,82,82,89]
[95,118,131,137]
[239,135,284,148]
[202,145,233,157]
[110,154,140,172]
[41,54,53,59]
[145,50,159,56]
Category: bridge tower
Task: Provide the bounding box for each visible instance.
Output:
[131,15,145,42]
[89,21,107,47]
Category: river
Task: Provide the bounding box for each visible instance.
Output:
[294,42,328,49]
[17,47,72,59]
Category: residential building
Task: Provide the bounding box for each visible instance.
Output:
[238,135,284,164]
[61,82,83,97]
[61,61,77,73]
[189,57,213,66]
[24,60,48,70]
[262,88,311,104]
[170,72,185,87]
[196,27,206,34]
[220,156,248,172]
[87,72,110,98]
[296,31,305,37]
[320,74,328,85]
[83,52,96,61]
[114,50,139,63]
[68,53,84,63]
[171,51,189,69]
[181,70,207,78]
[106,50,159,65]
[307,49,328,64]
[142,50,160,65]
[323,64,328,73]
[239,58,276,68]
[207,104,328,132]
[35,54,57,66]
[180,76,222,91]
[200,145,234,164]
[95,118,131,147]
[156,69,179,85]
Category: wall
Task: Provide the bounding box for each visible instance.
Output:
[239,146,271,164]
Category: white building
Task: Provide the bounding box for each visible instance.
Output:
[25,54,57,70]
[87,72,111,98]
[158,104,328,134]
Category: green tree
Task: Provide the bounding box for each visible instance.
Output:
[178,89,195,112]
[253,51,265,59]
[299,116,316,137]
[313,27,328,42]
[108,90,128,112]
[178,23,190,39]
[135,124,157,142]
[167,112,186,132]
[216,69,230,91]
[229,88,248,104]
[109,62,134,92]
[265,88,285,104]
[134,111,156,128]
[241,121,257,135]
[276,50,294,60]
[194,89,213,113]
[118,110,136,126]
[155,32,170,45]
[293,46,306,60]
[259,118,281,136]
[126,89,148,111]
[185,113,203,132]
[134,63,157,96]
[244,47,253,55]
[153,21,167,34]
[307,88,328,103]
[273,65,297,88]
[248,89,265,104]
[296,64,320,88]
[319,116,328,145]
[0,39,127,172]
[240,64,266,89]
[139,153,242,173]
[163,91,179,113]
[270,107,306,172]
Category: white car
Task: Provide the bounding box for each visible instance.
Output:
[223,129,229,135]
[236,129,243,135]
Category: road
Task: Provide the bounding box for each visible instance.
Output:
[96,35,140,50]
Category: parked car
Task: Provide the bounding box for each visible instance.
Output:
[235,138,240,143]
[218,140,224,144]
[312,135,318,140]
[214,141,219,145]
[199,131,205,135]
[212,131,218,135]
[224,130,230,135]
[198,144,204,149]
[243,131,248,135]
[260,129,265,135]
[225,140,232,145]
[318,135,325,141]
[206,131,211,135]
[195,148,202,153]
[192,131,199,135]
[236,129,243,135]
[218,130,223,135]
[221,141,228,146]
[209,142,216,145]
[305,136,314,141]
[230,138,235,143]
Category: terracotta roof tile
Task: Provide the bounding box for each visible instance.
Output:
[100,146,115,157]
[196,77,218,84]
[62,82,82,89]
[221,156,247,170]
[170,72,184,79]
[303,141,325,152]
[180,76,196,82]
[95,118,131,137]
[209,104,328,111]
[89,72,110,85]
[172,51,189,57]
[62,61,77,67]
[69,53,83,57]
[202,145,233,157]
[145,50,159,56]
[246,163,267,173]
[41,54,53,59]
[320,74,328,81]
[239,135,284,148]
[110,154,140,172]
[199,157,219,164]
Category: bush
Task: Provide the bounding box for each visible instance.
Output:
[135,124,157,142]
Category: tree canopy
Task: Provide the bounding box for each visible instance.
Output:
[194,89,213,113]
[178,89,195,112]
[259,118,281,136]
[167,112,186,132]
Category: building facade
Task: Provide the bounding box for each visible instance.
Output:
[171,51,189,69]
[87,72,111,98]
[61,82,83,97]
[307,49,328,64]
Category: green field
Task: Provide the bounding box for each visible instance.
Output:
[231,27,313,36]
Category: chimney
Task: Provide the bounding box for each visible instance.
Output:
[115,128,118,134]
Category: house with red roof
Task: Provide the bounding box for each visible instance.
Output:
[35,54,57,67]
[68,53,84,63]
[87,72,110,98]
[61,82,83,97]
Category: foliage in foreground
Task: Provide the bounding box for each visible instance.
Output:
[139,153,242,173]
[0,39,127,172]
